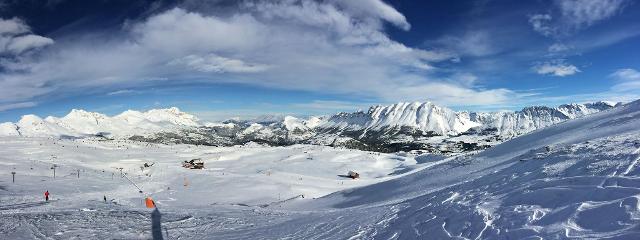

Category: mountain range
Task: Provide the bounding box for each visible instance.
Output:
[0,101,621,153]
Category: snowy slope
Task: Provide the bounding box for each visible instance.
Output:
[0,137,421,239]
[0,122,20,136]
[15,115,78,137]
[0,100,638,239]
[268,99,640,239]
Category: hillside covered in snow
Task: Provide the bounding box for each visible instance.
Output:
[0,100,638,239]
[0,101,620,154]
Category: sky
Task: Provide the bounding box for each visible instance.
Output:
[0,0,639,122]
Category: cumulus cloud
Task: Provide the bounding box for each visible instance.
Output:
[533,60,580,77]
[0,0,514,111]
[610,68,640,91]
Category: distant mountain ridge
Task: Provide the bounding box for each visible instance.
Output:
[317,101,619,137]
[320,102,479,136]
[0,107,199,138]
[0,101,621,153]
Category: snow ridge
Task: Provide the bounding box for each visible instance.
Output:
[323,101,617,137]
[0,101,617,143]
[0,107,200,137]
[321,102,479,135]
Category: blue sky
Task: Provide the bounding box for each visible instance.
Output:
[0,0,639,122]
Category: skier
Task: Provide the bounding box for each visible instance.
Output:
[103,195,107,203]
[44,190,49,202]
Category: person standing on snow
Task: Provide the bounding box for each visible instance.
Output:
[104,195,107,203]
[44,190,49,202]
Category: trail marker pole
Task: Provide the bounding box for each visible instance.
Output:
[11,172,15,183]
[51,165,58,179]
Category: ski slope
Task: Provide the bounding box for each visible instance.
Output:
[0,138,425,239]
[1,100,639,239]
[282,99,640,239]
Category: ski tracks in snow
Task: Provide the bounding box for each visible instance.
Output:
[622,147,640,176]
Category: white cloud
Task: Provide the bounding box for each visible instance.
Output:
[533,60,580,77]
[451,73,478,87]
[169,54,270,73]
[610,68,640,91]
[107,89,138,96]
[0,18,53,55]
[389,82,514,106]
[556,0,628,29]
[331,0,411,31]
[611,68,640,81]
[0,17,30,35]
[528,14,555,37]
[0,1,514,111]
[292,100,373,111]
[529,0,628,37]
[0,101,37,111]
[130,9,265,55]
[548,43,571,53]
[434,31,496,57]
[4,34,54,54]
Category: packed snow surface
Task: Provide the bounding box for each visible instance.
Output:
[1,100,639,239]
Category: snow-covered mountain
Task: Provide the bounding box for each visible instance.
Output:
[0,101,619,153]
[320,102,480,136]
[1,100,637,239]
[0,107,201,138]
[469,101,620,136]
[322,101,619,138]
[307,101,618,152]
